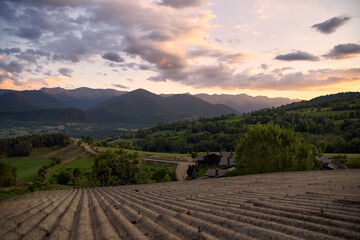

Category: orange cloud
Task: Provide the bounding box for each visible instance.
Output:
[0,75,70,90]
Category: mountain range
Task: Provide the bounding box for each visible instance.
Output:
[40,87,126,110]
[0,87,299,124]
[195,93,299,113]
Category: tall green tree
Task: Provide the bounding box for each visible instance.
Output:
[235,123,321,175]
[0,162,17,187]
[92,150,149,186]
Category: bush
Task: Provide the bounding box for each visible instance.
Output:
[57,170,74,185]
[151,166,176,182]
[235,123,321,175]
[28,175,52,192]
[0,162,17,187]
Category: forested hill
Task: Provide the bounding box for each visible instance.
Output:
[279,92,360,111]
[109,92,360,154]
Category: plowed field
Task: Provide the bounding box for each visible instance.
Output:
[1,169,360,239]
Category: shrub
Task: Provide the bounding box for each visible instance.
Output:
[57,170,74,185]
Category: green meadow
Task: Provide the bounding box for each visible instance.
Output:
[49,157,94,178]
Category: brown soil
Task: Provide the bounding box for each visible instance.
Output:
[176,162,195,181]
[1,169,359,239]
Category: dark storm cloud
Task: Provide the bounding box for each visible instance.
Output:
[275,51,319,61]
[159,0,208,8]
[323,43,360,59]
[112,83,129,89]
[58,68,73,77]
[0,61,24,74]
[102,52,124,63]
[312,16,351,34]
[0,48,21,55]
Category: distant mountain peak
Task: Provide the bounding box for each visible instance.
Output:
[195,93,300,113]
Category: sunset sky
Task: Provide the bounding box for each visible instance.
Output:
[0,0,359,99]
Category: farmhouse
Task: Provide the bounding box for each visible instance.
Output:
[196,151,235,169]
[196,152,235,178]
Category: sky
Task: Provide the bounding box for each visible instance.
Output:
[0,0,359,100]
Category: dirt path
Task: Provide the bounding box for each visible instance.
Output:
[83,145,98,155]
[176,162,195,181]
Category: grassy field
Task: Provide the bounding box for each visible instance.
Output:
[95,147,192,161]
[49,157,94,178]
[344,158,360,169]
[0,147,58,182]
[0,143,91,184]
[143,162,177,172]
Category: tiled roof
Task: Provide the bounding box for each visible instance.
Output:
[1,169,360,239]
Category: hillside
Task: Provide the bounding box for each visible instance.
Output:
[87,89,238,123]
[112,92,360,153]
[0,108,93,122]
[41,87,126,110]
[165,94,237,117]
[0,91,67,111]
[1,169,359,239]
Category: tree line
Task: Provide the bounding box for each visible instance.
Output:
[51,149,177,188]
[0,133,70,157]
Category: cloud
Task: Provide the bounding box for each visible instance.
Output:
[0,0,228,87]
[150,61,359,91]
[219,53,253,63]
[323,43,360,59]
[260,64,268,70]
[159,0,208,8]
[14,27,42,40]
[271,67,293,75]
[0,61,24,74]
[0,48,21,55]
[0,74,70,90]
[58,68,73,77]
[102,52,124,63]
[275,51,319,61]
[112,83,129,89]
[5,0,355,94]
[18,49,51,63]
[312,16,351,34]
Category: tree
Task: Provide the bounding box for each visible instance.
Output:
[191,152,198,160]
[92,150,149,186]
[57,170,74,185]
[0,162,17,187]
[7,140,33,157]
[235,123,321,175]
